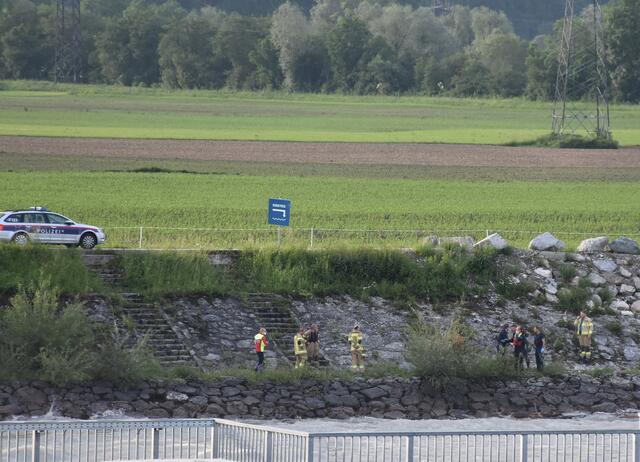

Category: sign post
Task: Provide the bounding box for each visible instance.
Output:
[268,198,291,246]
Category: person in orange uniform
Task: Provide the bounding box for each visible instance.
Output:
[254,327,268,373]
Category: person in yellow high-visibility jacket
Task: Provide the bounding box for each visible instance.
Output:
[347,325,365,371]
[574,311,594,363]
[294,327,307,369]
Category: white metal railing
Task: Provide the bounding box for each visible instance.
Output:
[307,430,640,461]
[0,419,638,462]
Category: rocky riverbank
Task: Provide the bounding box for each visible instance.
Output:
[2,374,639,421]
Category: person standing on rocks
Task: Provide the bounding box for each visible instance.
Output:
[254,327,268,373]
[574,311,593,363]
[532,326,545,371]
[348,325,365,371]
[511,326,529,370]
[294,327,308,369]
[305,324,320,364]
[496,323,511,356]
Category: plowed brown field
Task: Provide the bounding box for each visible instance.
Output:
[2,136,639,168]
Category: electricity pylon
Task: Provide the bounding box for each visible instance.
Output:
[54,0,82,83]
[552,0,610,138]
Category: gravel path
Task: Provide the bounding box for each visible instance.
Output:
[1,136,639,168]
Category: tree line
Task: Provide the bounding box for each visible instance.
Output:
[0,0,638,102]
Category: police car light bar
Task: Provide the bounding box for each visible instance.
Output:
[28,206,48,211]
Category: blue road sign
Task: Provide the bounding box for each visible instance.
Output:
[268,198,291,227]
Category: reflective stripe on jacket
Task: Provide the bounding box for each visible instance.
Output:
[294,334,307,355]
[348,331,363,352]
[574,317,593,336]
[254,333,268,352]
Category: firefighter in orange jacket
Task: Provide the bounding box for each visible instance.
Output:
[254,327,268,372]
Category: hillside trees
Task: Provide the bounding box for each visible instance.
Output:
[158,10,224,88]
[605,0,640,102]
[0,0,51,79]
[0,0,637,101]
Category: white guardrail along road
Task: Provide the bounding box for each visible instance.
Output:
[0,418,638,462]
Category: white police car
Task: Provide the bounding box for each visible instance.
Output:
[0,207,106,249]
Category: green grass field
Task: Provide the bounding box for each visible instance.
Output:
[2,81,640,250]
[2,80,640,145]
[0,170,638,249]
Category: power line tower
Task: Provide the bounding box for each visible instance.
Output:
[54,0,82,83]
[552,0,610,138]
[431,0,451,16]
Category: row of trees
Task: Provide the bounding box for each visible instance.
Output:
[0,0,638,101]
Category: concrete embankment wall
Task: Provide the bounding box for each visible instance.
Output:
[2,375,639,421]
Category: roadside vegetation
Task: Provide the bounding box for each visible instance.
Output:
[0,246,102,296]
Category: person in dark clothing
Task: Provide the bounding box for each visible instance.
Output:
[305,324,320,364]
[532,326,545,371]
[496,323,511,356]
[511,326,529,371]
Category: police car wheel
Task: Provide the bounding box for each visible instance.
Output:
[79,233,97,250]
[12,233,29,246]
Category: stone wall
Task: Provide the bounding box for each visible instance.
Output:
[1,374,639,421]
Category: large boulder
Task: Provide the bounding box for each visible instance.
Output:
[577,236,609,253]
[609,237,640,255]
[592,258,617,273]
[474,233,508,250]
[529,232,566,251]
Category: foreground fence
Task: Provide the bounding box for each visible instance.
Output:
[102,226,640,250]
[0,418,638,462]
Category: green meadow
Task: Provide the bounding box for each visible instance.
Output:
[1,81,640,145]
[0,170,638,249]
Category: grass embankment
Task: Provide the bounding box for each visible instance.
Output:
[116,247,497,301]
[0,246,102,296]
[1,171,640,249]
[1,80,640,145]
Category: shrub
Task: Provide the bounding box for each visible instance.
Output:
[557,287,590,314]
[507,133,619,149]
[92,328,163,386]
[558,264,577,283]
[606,320,623,336]
[0,281,163,385]
[496,279,533,299]
[406,317,515,388]
[583,367,614,379]
[597,288,613,305]
[0,280,96,384]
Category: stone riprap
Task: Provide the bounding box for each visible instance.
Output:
[1,375,638,421]
[106,250,640,371]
